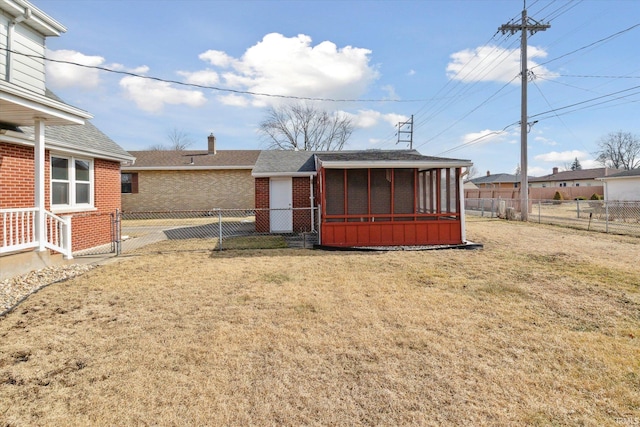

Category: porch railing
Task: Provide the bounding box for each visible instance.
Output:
[0,208,72,259]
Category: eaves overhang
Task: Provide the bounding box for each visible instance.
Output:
[0,130,135,163]
[316,160,473,169]
[122,165,255,171]
[251,171,317,178]
[0,81,91,126]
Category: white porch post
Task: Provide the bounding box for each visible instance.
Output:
[34,118,46,252]
[459,168,467,243]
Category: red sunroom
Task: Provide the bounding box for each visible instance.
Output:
[315,151,472,248]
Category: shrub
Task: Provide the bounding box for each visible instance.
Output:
[590,193,603,200]
[553,191,564,204]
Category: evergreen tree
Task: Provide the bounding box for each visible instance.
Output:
[570,157,582,171]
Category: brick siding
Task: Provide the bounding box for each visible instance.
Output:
[0,142,122,252]
[122,169,254,211]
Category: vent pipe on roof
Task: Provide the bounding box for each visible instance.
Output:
[208,133,216,155]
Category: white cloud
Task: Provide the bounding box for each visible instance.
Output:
[199,50,235,67]
[447,45,558,83]
[528,166,550,176]
[177,70,220,86]
[46,49,105,89]
[200,33,379,106]
[534,150,588,163]
[119,76,207,113]
[407,69,416,76]
[345,110,407,129]
[461,128,507,145]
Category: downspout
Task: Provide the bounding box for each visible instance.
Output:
[309,175,315,232]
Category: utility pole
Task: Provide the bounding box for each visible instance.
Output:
[499,5,549,221]
[397,114,413,149]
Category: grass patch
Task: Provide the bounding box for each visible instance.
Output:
[1,218,639,425]
[218,235,288,250]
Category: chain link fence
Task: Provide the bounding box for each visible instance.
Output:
[118,208,319,254]
[466,198,640,237]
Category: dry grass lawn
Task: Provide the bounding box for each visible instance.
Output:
[1,218,639,426]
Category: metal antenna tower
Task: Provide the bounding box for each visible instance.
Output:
[396,114,414,149]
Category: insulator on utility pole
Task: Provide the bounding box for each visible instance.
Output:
[499,8,550,221]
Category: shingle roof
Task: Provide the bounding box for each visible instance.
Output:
[315,149,469,164]
[19,90,134,162]
[252,150,317,175]
[252,149,472,176]
[468,173,520,185]
[126,149,261,169]
[601,168,640,179]
[529,167,623,182]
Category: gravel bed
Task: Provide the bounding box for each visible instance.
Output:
[0,264,94,315]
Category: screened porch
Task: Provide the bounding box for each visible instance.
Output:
[319,167,464,247]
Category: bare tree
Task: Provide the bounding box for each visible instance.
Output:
[466,165,478,180]
[595,131,640,170]
[258,102,354,151]
[148,128,194,151]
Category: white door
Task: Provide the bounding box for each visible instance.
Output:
[270,178,293,232]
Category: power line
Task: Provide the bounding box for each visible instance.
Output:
[0,47,431,104]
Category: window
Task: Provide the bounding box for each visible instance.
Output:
[51,155,93,209]
[121,172,138,194]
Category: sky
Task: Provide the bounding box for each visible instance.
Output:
[33,0,640,177]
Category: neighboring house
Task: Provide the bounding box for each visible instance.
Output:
[529,167,620,188]
[528,167,619,199]
[253,149,473,248]
[468,171,521,189]
[1,0,134,277]
[599,169,640,201]
[121,135,261,211]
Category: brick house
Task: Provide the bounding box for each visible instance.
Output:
[253,149,473,248]
[121,135,260,212]
[1,0,134,277]
[528,166,619,199]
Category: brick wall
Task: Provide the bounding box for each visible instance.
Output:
[122,169,254,211]
[0,142,122,252]
[292,176,312,231]
[255,177,270,232]
[0,142,35,208]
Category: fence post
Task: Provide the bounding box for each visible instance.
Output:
[481,199,485,217]
[538,200,541,224]
[491,199,495,218]
[605,203,609,233]
[576,199,580,218]
[115,208,121,256]
[218,208,223,251]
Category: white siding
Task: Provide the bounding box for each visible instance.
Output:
[606,178,640,201]
[0,13,8,81]
[11,23,46,94]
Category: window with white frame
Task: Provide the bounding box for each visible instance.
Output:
[51,155,93,209]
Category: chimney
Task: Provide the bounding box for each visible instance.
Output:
[207,133,216,155]
[486,170,491,176]
[552,167,558,175]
